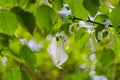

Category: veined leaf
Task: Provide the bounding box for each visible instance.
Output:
[17,0,29,8]
[95,14,109,23]
[20,67,32,80]
[110,2,120,27]
[66,0,89,20]
[11,7,36,34]
[99,0,109,15]
[50,0,63,10]
[20,45,36,70]
[99,48,115,68]
[4,67,22,80]
[83,0,100,16]
[35,5,58,33]
[0,0,17,8]
[0,10,18,36]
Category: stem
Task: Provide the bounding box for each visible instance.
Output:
[71,16,113,27]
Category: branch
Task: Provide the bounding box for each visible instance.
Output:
[71,16,113,27]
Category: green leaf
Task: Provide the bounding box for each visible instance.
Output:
[50,0,63,10]
[17,0,29,7]
[11,7,36,34]
[66,0,89,20]
[110,2,120,27]
[9,39,22,59]
[0,10,18,36]
[99,48,115,68]
[95,26,108,41]
[4,67,22,80]
[20,45,36,70]
[0,0,17,8]
[20,67,32,80]
[115,36,120,59]
[99,0,109,15]
[83,0,100,16]
[95,14,109,23]
[75,28,86,41]
[59,23,71,36]
[0,33,11,47]
[35,5,58,33]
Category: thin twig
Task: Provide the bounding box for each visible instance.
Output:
[71,16,113,27]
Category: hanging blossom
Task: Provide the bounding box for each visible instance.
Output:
[106,30,115,48]
[79,21,94,34]
[20,38,43,52]
[1,57,7,66]
[47,31,69,69]
[39,0,48,5]
[98,29,107,41]
[39,0,52,6]
[58,4,72,18]
[87,34,97,53]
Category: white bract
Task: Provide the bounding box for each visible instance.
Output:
[20,38,43,52]
[47,31,69,69]
[79,21,94,33]
[93,75,108,80]
[46,34,53,41]
[106,30,115,48]
[98,29,107,41]
[1,57,7,66]
[87,36,97,53]
[89,53,96,61]
[27,39,43,52]
[39,0,48,5]
[58,4,71,18]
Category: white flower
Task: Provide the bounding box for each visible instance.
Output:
[106,30,114,48]
[46,34,53,41]
[47,31,69,69]
[20,39,27,45]
[87,36,97,53]
[27,39,43,52]
[20,38,43,52]
[89,53,96,61]
[39,0,48,5]
[1,57,7,66]
[98,29,106,41]
[58,4,71,18]
[79,21,94,33]
[93,75,107,80]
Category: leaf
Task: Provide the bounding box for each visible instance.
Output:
[115,36,120,59]
[20,68,32,80]
[99,48,115,68]
[108,0,119,6]
[83,0,100,16]
[75,28,86,41]
[0,0,17,8]
[17,0,29,7]
[35,5,58,33]
[95,14,109,23]
[9,39,22,59]
[0,10,18,36]
[20,45,36,70]
[0,33,11,47]
[59,23,71,36]
[110,2,120,27]
[99,0,109,15]
[66,0,89,20]
[4,67,22,80]
[50,0,63,10]
[11,7,36,34]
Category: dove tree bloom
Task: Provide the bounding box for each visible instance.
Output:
[47,31,69,69]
